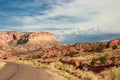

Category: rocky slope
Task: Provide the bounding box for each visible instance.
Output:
[26,38,120,58]
[0,31,61,58]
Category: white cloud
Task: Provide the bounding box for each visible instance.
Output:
[12,0,120,34]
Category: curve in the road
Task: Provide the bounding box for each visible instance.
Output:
[0,62,65,80]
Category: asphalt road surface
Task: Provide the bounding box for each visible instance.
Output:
[0,62,65,80]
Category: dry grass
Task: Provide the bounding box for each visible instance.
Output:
[16,59,78,80]
[16,58,120,80]
[16,59,99,80]
[0,61,6,69]
[100,67,120,80]
[110,68,120,80]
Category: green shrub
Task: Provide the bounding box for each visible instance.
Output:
[91,58,97,66]
[3,57,7,60]
[99,54,109,64]
[65,52,78,57]
[19,57,22,60]
[112,45,117,50]
[111,56,117,63]
[106,42,110,48]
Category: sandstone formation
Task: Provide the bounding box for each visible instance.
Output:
[0,32,61,47]
[110,38,120,47]
[0,31,61,58]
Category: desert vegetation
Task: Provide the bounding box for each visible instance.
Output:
[15,45,120,80]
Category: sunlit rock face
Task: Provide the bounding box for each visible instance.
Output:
[27,32,60,47]
[0,32,15,46]
[29,32,57,42]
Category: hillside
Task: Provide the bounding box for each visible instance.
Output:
[0,31,120,80]
[0,31,61,58]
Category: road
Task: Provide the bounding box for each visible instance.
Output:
[0,62,65,80]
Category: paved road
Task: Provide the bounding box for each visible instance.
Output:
[0,62,65,80]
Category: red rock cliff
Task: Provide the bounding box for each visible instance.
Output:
[0,32,61,48]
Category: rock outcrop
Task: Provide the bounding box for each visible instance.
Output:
[110,38,120,47]
[0,32,61,48]
[0,31,61,58]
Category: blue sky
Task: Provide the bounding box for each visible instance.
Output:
[0,0,120,43]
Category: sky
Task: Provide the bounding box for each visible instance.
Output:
[0,0,120,43]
